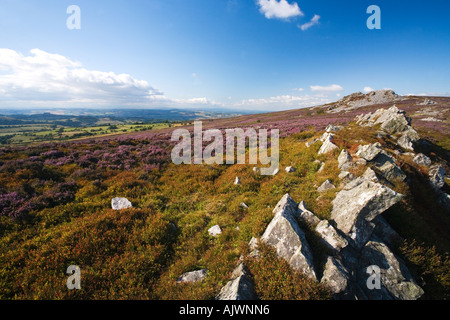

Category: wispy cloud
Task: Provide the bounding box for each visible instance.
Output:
[299,14,320,31]
[310,84,344,93]
[236,94,330,110]
[257,0,303,20]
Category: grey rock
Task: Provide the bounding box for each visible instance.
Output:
[234,176,241,185]
[429,164,446,189]
[413,153,431,167]
[373,152,407,183]
[285,166,296,173]
[318,179,336,193]
[261,194,316,280]
[216,263,258,300]
[362,167,379,182]
[356,143,383,161]
[330,177,403,249]
[298,201,321,226]
[326,124,342,132]
[315,220,348,252]
[111,197,133,210]
[177,269,208,284]
[318,135,339,155]
[357,239,424,300]
[339,171,355,185]
[372,216,403,249]
[321,256,351,298]
[208,225,222,237]
[397,128,419,151]
[338,149,353,170]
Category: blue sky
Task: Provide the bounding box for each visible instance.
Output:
[1,0,450,111]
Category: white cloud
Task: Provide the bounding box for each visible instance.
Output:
[299,14,320,31]
[0,48,164,108]
[257,0,303,19]
[363,86,374,93]
[310,84,344,93]
[294,87,304,92]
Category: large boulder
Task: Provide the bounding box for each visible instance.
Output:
[216,263,258,300]
[261,194,316,280]
[357,239,424,300]
[111,197,133,210]
[330,177,403,249]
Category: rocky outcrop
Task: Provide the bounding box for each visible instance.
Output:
[177,269,208,284]
[111,197,133,210]
[356,106,411,134]
[260,194,316,280]
[328,90,399,114]
[397,128,420,151]
[216,263,257,300]
[330,177,403,249]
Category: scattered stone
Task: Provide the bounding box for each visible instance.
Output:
[253,167,259,173]
[261,194,316,280]
[111,197,133,210]
[177,269,208,284]
[315,220,348,252]
[413,153,431,167]
[234,177,241,185]
[240,202,249,209]
[356,143,383,161]
[429,164,446,189]
[318,179,336,193]
[216,263,258,300]
[208,225,222,237]
[285,166,296,173]
[318,137,339,155]
[330,177,403,249]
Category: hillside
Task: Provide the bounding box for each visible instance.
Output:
[0,90,449,300]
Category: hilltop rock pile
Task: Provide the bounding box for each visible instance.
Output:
[215,105,447,300]
[327,90,400,114]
